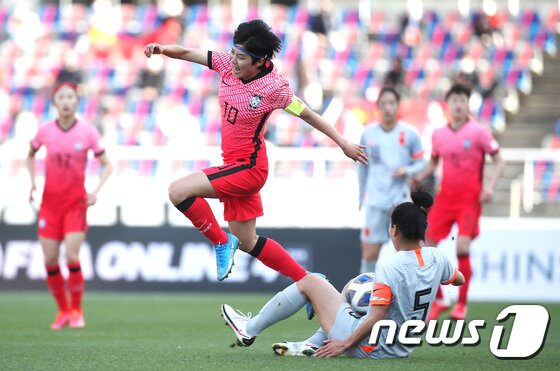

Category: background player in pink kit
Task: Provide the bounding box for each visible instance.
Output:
[144,20,367,282]
[415,83,505,320]
[26,82,113,330]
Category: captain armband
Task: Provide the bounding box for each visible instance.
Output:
[284,96,306,117]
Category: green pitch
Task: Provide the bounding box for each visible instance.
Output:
[0,293,557,370]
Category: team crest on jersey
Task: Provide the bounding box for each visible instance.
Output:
[463,139,471,149]
[75,142,83,151]
[249,94,263,109]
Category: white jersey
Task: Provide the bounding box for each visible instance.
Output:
[360,247,458,359]
[358,121,425,209]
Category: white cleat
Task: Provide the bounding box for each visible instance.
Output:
[272,341,318,357]
[220,304,256,347]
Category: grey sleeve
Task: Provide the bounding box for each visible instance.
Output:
[403,130,426,177]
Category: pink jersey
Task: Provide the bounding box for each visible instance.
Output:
[431,119,499,196]
[31,119,105,207]
[208,51,293,165]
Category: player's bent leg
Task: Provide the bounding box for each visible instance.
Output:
[211,219,257,281]
[242,233,307,282]
[168,171,218,204]
[224,282,308,346]
[228,219,258,253]
[64,232,86,328]
[297,275,345,334]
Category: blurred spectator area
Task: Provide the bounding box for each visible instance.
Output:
[1,2,559,150]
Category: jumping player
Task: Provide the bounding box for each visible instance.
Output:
[144,20,367,282]
[415,83,505,320]
[26,82,113,330]
[221,191,465,359]
[358,86,426,274]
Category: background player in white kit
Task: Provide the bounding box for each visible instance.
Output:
[358,86,426,274]
[221,191,465,359]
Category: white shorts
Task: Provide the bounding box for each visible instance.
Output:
[361,207,391,244]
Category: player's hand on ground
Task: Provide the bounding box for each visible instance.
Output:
[86,193,97,207]
[144,43,162,57]
[315,339,348,358]
[480,187,493,203]
[342,141,368,164]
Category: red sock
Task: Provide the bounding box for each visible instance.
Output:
[45,264,68,312]
[67,261,84,311]
[435,286,444,301]
[457,255,472,305]
[175,197,228,245]
[250,237,307,281]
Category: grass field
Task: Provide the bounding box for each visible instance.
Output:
[0,292,557,370]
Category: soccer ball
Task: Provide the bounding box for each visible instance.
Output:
[345,272,376,315]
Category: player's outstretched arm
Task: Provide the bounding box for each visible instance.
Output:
[144,43,208,66]
[315,305,388,358]
[299,107,368,164]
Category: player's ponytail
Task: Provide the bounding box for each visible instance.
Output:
[391,191,433,241]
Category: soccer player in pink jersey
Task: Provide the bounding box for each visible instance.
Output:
[26,82,113,330]
[144,20,367,282]
[414,83,505,320]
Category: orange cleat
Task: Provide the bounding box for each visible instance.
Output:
[450,302,467,320]
[69,309,85,329]
[50,311,70,330]
[426,301,449,322]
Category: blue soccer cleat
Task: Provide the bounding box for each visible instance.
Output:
[215,233,239,281]
[305,302,315,320]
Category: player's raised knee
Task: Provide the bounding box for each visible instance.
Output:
[168,180,188,205]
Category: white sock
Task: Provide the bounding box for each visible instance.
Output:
[305,327,328,347]
[246,282,306,336]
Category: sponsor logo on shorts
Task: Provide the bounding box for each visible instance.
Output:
[38,218,46,229]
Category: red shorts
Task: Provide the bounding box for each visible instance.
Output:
[38,200,88,240]
[425,194,481,243]
[203,162,268,222]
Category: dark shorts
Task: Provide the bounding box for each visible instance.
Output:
[203,162,268,221]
